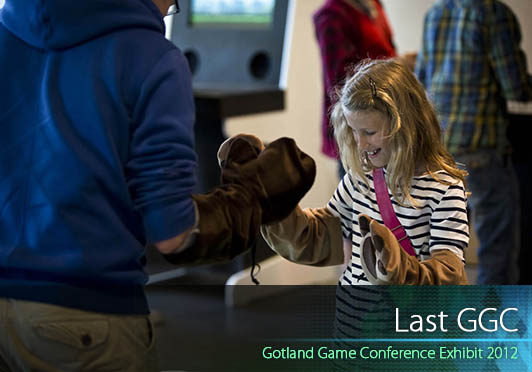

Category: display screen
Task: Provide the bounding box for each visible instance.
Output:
[190,0,275,28]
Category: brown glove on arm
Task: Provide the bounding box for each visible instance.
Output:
[261,206,344,267]
[358,214,468,285]
[164,134,316,265]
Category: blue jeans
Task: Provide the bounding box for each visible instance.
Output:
[455,150,520,284]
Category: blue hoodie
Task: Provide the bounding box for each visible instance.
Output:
[0,0,197,314]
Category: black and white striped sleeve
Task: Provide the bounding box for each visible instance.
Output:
[328,173,356,240]
[429,182,469,260]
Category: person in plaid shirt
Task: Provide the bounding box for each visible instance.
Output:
[415,0,532,284]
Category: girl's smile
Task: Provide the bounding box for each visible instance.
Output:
[344,109,391,168]
[366,148,381,158]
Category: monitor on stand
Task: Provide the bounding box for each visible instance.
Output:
[146,0,294,283]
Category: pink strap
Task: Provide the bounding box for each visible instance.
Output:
[372,168,417,257]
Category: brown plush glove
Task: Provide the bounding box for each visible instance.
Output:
[261,205,344,266]
[358,214,468,285]
[164,134,316,265]
[218,134,317,224]
[217,133,265,169]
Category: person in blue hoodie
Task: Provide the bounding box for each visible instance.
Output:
[0,0,316,370]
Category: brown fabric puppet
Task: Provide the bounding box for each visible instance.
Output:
[164,134,316,265]
[261,206,345,267]
[358,214,468,285]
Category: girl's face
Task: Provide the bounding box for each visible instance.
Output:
[344,109,391,169]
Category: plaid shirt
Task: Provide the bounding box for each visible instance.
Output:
[314,0,396,159]
[415,0,532,155]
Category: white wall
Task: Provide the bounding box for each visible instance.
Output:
[380,0,433,54]
[226,0,338,209]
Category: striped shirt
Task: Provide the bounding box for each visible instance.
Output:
[328,170,468,285]
[415,0,532,155]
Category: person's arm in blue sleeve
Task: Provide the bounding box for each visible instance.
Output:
[127,48,197,254]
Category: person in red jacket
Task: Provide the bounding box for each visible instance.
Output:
[314,0,414,178]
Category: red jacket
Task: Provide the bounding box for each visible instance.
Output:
[314,0,396,158]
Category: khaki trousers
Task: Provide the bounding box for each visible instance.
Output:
[0,298,159,372]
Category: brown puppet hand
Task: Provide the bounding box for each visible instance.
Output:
[359,214,398,284]
[217,133,265,169]
[218,133,317,224]
[358,214,468,285]
[164,133,316,265]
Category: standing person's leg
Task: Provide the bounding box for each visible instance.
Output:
[457,150,520,284]
[513,162,531,284]
[2,299,159,372]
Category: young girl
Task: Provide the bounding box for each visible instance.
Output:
[261,58,469,285]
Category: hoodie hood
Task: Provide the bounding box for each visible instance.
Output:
[0,0,165,51]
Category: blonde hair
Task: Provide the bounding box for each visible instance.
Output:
[331,59,467,207]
